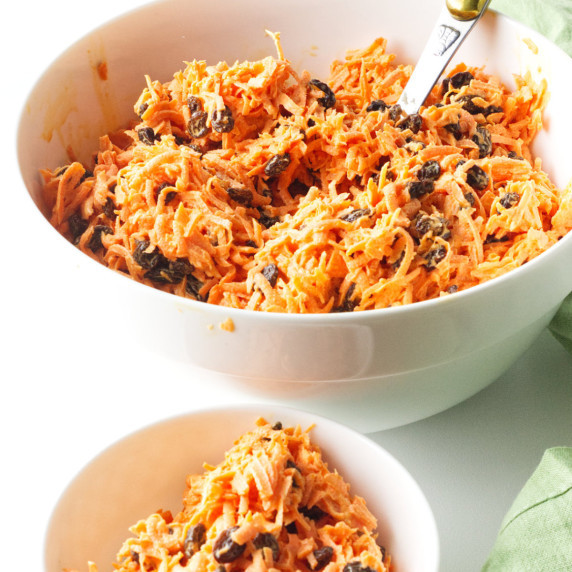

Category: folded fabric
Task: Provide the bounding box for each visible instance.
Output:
[482,447,572,571]
[492,0,572,57]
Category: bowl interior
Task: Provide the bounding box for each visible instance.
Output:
[44,405,439,572]
[18,0,572,210]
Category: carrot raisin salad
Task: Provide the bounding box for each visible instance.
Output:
[79,419,390,572]
[41,32,572,312]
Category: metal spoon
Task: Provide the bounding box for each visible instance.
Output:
[397,0,492,115]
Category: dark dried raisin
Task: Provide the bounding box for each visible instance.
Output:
[264,153,291,177]
[145,257,194,284]
[459,95,486,115]
[310,547,334,570]
[508,151,524,160]
[253,533,280,562]
[485,104,503,116]
[417,160,441,181]
[343,562,376,572]
[289,179,310,196]
[184,523,206,558]
[444,122,463,139]
[366,99,388,112]
[188,111,209,138]
[340,208,371,223]
[423,245,447,269]
[389,104,403,122]
[257,209,280,228]
[187,95,203,114]
[211,106,234,133]
[332,282,359,313]
[68,212,88,240]
[213,527,245,563]
[87,225,112,252]
[137,102,148,118]
[499,191,520,209]
[450,71,474,89]
[466,165,489,191]
[137,126,156,145]
[464,192,476,206]
[133,239,161,270]
[300,505,327,521]
[414,214,450,240]
[398,113,422,134]
[285,522,298,534]
[407,180,434,199]
[472,126,492,158]
[103,197,116,219]
[308,79,336,109]
[485,234,509,244]
[226,187,253,206]
[185,274,205,301]
[272,421,282,430]
[261,263,279,287]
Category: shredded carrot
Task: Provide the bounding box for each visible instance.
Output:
[41,34,572,313]
[77,419,390,572]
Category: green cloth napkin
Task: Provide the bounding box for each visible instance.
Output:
[492,0,572,355]
[482,448,572,571]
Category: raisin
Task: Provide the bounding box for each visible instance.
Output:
[508,151,524,160]
[285,522,298,534]
[485,104,503,116]
[458,95,487,115]
[407,180,434,199]
[183,523,206,558]
[499,191,520,209]
[272,421,283,430]
[464,192,476,206]
[257,209,280,228]
[466,165,489,191]
[414,214,450,239]
[389,104,403,122]
[450,71,474,89]
[444,122,462,139]
[188,111,209,138]
[366,99,388,112]
[213,527,245,563]
[343,562,376,572]
[417,160,441,181]
[340,208,371,223]
[137,126,156,145]
[447,285,459,293]
[398,113,422,134]
[423,245,447,269]
[145,258,194,284]
[308,79,336,109]
[187,95,203,114]
[133,239,161,270]
[87,225,112,252]
[310,546,334,570]
[185,274,205,301]
[288,179,310,196]
[472,126,492,158]
[211,106,234,133]
[102,197,116,219]
[68,212,88,240]
[253,533,280,562]
[226,187,253,206]
[485,234,509,244]
[137,102,148,118]
[300,505,327,521]
[130,550,140,563]
[264,153,291,177]
[261,263,279,287]
[332,283,359,313]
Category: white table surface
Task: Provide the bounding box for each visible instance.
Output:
[2,2,571,571]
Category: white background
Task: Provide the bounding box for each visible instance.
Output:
[1,1,571,571]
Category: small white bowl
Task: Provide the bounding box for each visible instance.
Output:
[17,0,572,432]
[44,405,439,572]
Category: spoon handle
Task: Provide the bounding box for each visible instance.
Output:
[397,0,492,115]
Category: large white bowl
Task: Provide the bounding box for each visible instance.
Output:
[44,405,439,572]
[17,0,572,432]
